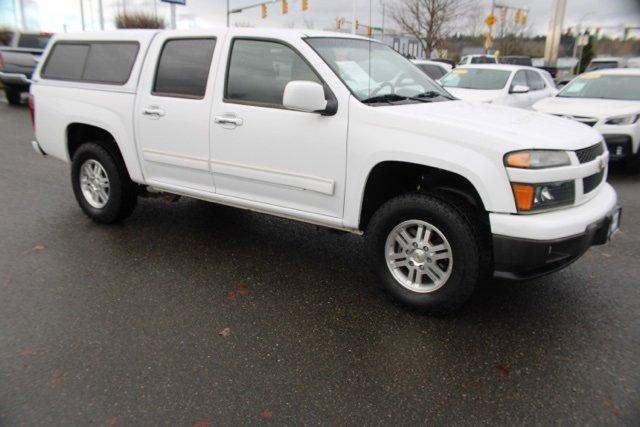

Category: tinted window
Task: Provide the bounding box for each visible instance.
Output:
[226,39,320,106]
[525,70,545,90]
[586,61,619,71]
[416,64,446,79]
[559,75,640,101]
[83,43,138,84]
[42,43,89,80]
[42,42,139,84]
[153,38,216,98]
[18,33,51,49]
[470,56,496,64]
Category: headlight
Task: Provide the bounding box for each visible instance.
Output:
[504,150,571,169]
[511,181,575,212]
[605,114,639,125]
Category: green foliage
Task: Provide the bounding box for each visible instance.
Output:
[114,12,165,29]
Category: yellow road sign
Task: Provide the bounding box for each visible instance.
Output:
[485,13,496,27]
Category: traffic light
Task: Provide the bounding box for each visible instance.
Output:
[336,18,341,29]
[281,0,288,14]
[514,9,521,24]
[521,12,527,25]
[367,26,373,37]
[301,0,309,11]
[355,19,359,30]
[261,4,267,19]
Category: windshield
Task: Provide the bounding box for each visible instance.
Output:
[306,38,452,104]
[470,56,496,64]
[416,63,447,79]
[559,74,640,101]
[441,68,510,90]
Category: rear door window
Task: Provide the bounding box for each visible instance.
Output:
[153,38,217,98]
[42,41,139,84]
[18,33,51,49]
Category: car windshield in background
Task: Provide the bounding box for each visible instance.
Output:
[500,57,532,66]
[559,74,640,101]
[18,33,52,49]
[306,38,452,104]
[441,68,511,90]
[586,61,619,71]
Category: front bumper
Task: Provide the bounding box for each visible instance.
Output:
[490,183,620,280]
[0,71,31,86]
[493,206,620,280]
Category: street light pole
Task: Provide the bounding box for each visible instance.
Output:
[18,0,27,30]
[227,0,230,27]
[79,0,86,31]
[171,3,177,29]
[98,0,105,30]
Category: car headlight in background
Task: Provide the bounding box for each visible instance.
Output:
[604,114,639,125]
[504,150,571,169]
[511,181,575,212]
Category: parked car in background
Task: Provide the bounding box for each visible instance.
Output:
[432,58,456,69]
[499,56,533,66]
[29,28,620,313]
[586,57,640,72]
[458,54,497,65]
[411,59,452,80]
[0,31,52,105]
[534,68,640,170]
[440,65,557,108]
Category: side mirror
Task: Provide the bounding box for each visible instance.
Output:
[283,81,329,114]
[511,85,530,94]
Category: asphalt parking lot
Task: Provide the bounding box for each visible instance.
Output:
[1,98,639,425]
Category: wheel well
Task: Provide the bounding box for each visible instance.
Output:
[67,123,121,161]
[359,161,487,230]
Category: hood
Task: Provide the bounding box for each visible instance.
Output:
[377,100,602,151]
[533,96,640,119]
[445,88,504,103]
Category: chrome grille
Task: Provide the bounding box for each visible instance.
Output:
[583,170,605,194]
[575,143,605,164]
[554,114,598,127]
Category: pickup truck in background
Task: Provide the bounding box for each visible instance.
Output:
[0,31,52,105]
[29,29,621,313]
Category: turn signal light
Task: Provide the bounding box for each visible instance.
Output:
[511,183,535,211]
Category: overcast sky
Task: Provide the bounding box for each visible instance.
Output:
[6,0,640,37]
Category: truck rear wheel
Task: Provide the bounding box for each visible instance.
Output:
[71,142,138,224]
[4,86,22,105]
[367,193,481,315]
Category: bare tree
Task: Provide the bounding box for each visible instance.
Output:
[115,11,165,29]
[390,0,470,57]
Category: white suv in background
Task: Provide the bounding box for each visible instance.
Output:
[534,68,640,170]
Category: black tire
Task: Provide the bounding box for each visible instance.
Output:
[71,142,138,224]
[4,86,22,105]
[366,193,482,315]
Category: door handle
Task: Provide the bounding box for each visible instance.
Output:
[214,116,243,126]
[143,107,166,117]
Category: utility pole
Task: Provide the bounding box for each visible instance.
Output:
[98,0,104,29]
[227,0,230,27]
[79,0,86,31]
[170,3,176,29]
[381,1,385,42]
[351,0,356,34]
[543,0,567,67]
[18,0,27,30]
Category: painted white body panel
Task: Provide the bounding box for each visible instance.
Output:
[30,28,616,242]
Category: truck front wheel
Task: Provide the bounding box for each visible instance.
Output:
[71,142,138,224]
[367,194,481,314]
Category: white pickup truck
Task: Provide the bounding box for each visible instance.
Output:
[30,29,621,313]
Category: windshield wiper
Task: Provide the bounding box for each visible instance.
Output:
[361,94,409,104]
[414,91,454,100]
